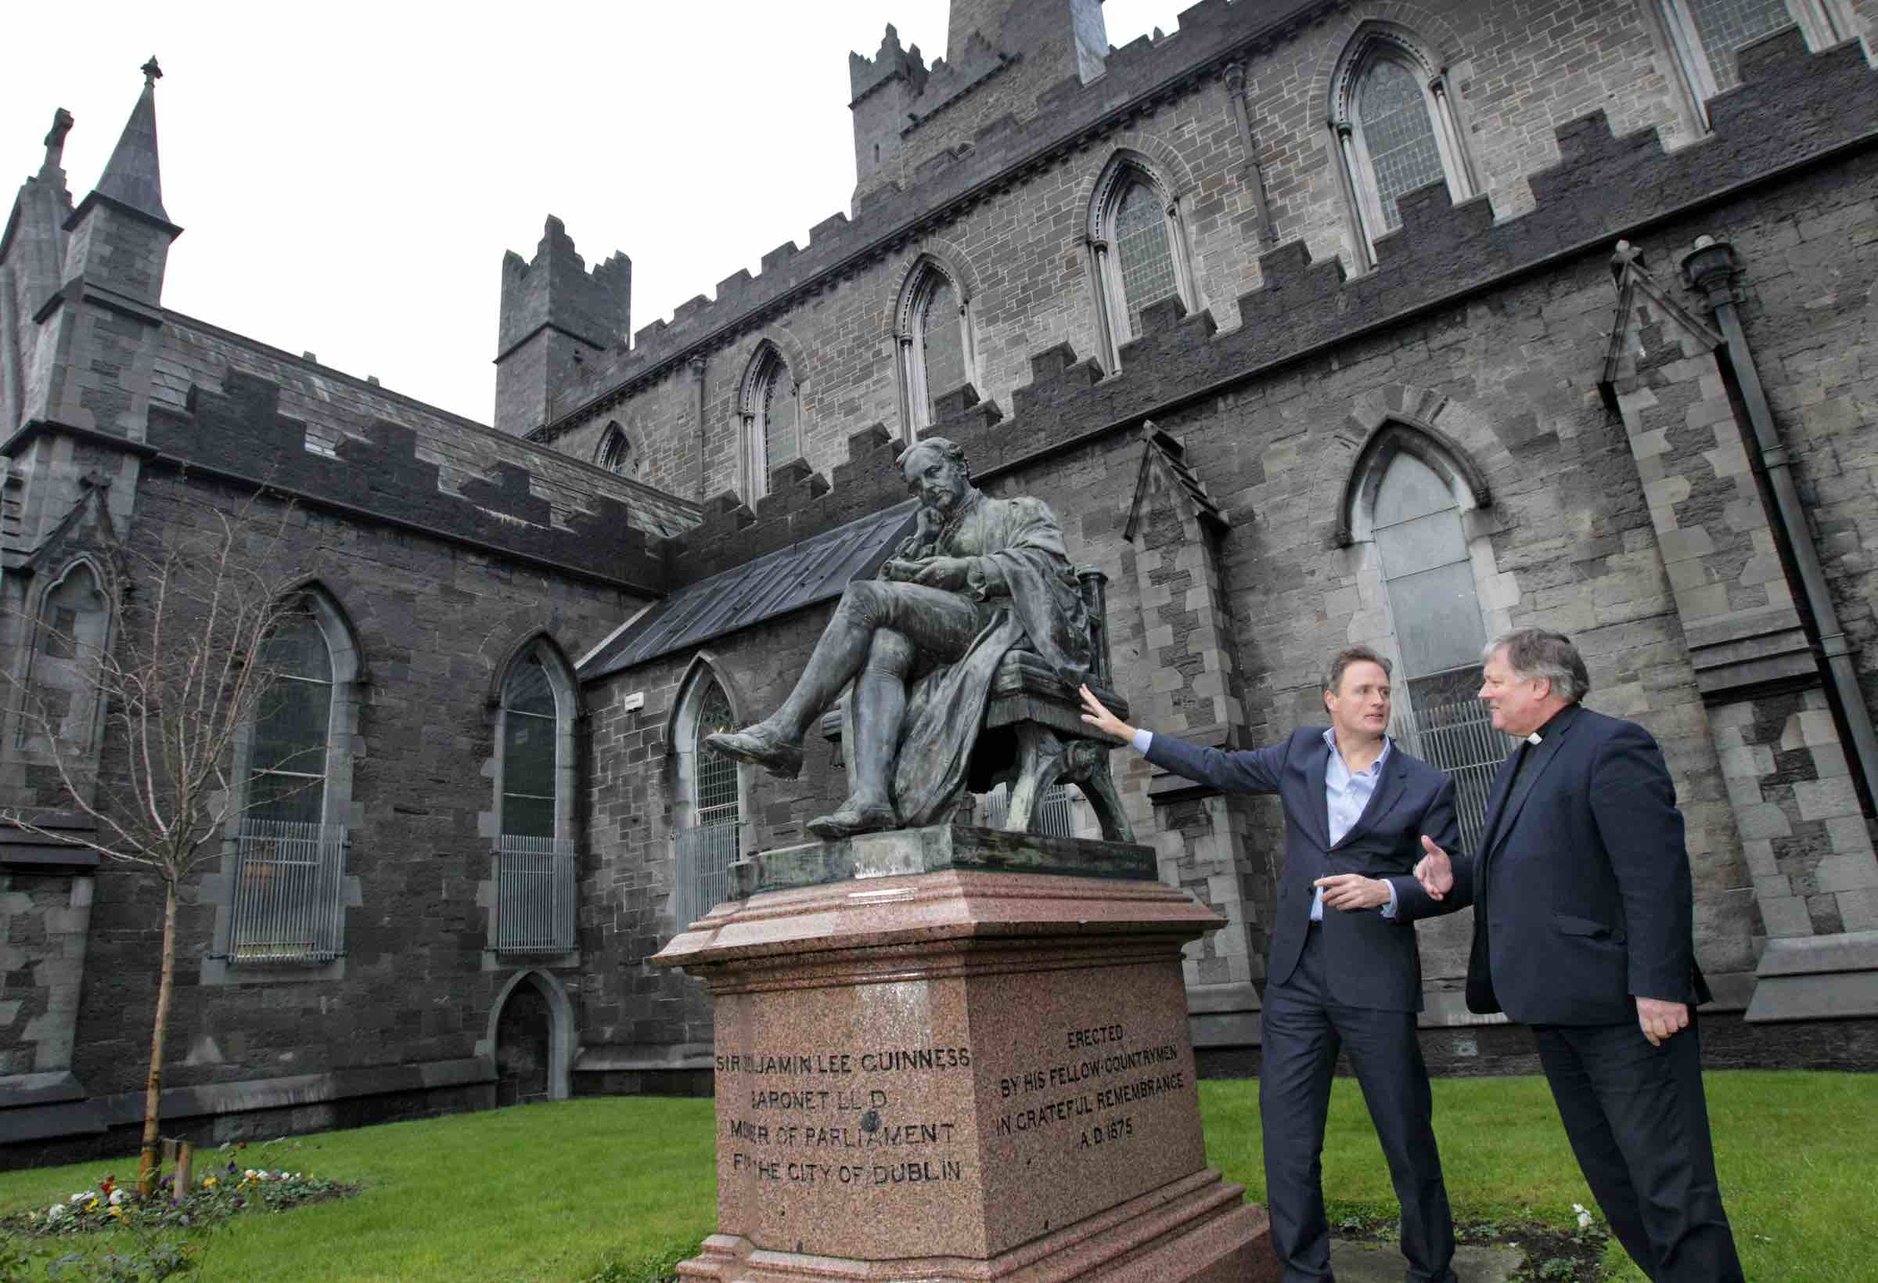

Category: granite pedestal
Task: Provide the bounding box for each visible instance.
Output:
[653,824,1276,1282]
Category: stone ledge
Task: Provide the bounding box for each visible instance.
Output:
[1746,931,1878,1022]
[731,824,1159,897]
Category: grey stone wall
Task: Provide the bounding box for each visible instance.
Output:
[535,0,1759,505]
[26,467,640,1143]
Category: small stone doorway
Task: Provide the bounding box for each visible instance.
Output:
[494,977,553,1105]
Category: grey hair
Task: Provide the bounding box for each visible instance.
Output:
[1484,628,1589,703]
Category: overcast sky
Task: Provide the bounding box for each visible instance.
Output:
[3,1,1188,425]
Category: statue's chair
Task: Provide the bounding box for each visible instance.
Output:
[967,567,1133,842]
[822,567,1134,843]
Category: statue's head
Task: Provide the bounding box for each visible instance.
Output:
[897,437,973,515]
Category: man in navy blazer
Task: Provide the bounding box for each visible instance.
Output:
[1081,647,1462,1283]
[1416,629,1742,1281]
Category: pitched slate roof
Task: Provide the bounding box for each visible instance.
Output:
[579,499,918,680]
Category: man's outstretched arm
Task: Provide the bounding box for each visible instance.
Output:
[1078,685,1287,794]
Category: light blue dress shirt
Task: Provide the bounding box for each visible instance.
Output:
[1130,726,1398,918]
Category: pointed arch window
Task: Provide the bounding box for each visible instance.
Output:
[739,346,799,499]
[1657,0,1853,118]
[897,262,975,435]
[1348,435,1509,848]
[245,611,334,827]
[18,562,110,760]
[1332,29,1475,268]
[672,674,742,930]
[1089,157,1193,369]
[596,422,632,476]
[495,642,576,955]
[227,593,356,964]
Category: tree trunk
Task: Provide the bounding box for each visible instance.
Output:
[137,876,179,1197]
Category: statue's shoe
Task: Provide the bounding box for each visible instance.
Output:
[704,725,803,779]
[806,801,898,841]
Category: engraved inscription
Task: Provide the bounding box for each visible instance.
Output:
[717,1044,972,1189]
[991,1023,1186,1152]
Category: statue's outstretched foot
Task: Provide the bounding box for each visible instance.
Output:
[704,723,803,779]
[807,799,898,841]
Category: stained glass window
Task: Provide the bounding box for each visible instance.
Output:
[247,609,333,826]
[759,357,797,475]
[919,276,967,416]
[1687,0,1796,89]
[1113,179,1179,336]
[1358,58,1447,231]
[502,652,558,839]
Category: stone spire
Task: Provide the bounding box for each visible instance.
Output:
[94,57,169,225]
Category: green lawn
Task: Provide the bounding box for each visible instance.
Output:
[1,1072,1871,1281]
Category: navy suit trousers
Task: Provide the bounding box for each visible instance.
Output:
[1260,924,1456,1283]
[1533,1021,1743,1282]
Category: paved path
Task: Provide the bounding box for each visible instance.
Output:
[1328,1239,1522,1282]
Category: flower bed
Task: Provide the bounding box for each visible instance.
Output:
[0,1143,357,1278]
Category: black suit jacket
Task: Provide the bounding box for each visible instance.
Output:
[1449,703,1710,1026]
[1146,727,1461,1012]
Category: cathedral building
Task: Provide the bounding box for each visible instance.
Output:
[5,0,1878,1162]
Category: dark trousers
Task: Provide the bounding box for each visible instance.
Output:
[1533,1021,1743,1282]
[1260,925,1456,1283]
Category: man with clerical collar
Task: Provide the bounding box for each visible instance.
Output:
[1416,629,1742,1281]
[1080,648,1463,1283]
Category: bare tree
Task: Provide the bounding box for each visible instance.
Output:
[1,503,311,1195]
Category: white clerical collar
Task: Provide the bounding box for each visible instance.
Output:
[1526,731,1543,745]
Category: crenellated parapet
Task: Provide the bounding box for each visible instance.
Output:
[650,28,1878,591]
[151,369,672,591]
[534,0,1326,442]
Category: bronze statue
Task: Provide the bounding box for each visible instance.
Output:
[707,437,1091,839]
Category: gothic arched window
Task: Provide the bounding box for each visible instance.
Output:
[494,640,577,955]
[1657,0,1853,119]
[1345,429,1508,848]
[244,609,335,827]
[897,261,975,435]
[1088,156,1192,369]
[227,590,358,964]
[672,672,742,930]
[740,346,799,499]
[1331,27,1475,268]
[596,422,631,476]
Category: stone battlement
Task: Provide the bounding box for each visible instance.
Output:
[151,367,675,591]
[658,28,1878,587]
[538,0,1325,437]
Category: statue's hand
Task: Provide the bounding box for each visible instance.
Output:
[908,556,974,590]
[879,558,919,583]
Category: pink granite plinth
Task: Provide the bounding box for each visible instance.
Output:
[653,837,1278,1282]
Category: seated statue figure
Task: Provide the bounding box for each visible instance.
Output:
[707,437,1091,840]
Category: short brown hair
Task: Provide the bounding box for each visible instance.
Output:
[1325,646,1392,694]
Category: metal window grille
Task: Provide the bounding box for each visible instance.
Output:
[676,683,742,929]
[976,782,1077,837]
[1359,57,1447,230]
[1390,698,1514,852]
[497,834,577,954]
[228,819,348,963]
[674,820,741,930]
